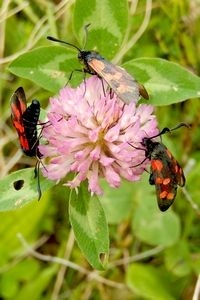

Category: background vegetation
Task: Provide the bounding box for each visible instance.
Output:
[0,0,200,299]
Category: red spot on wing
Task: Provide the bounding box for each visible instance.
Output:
[142,124,188,211]
[160,190,168,199]
[19,135,30,151]
[151,159,163,172]
[10,87,30,152]
[157,182,177,211]
[11,87,27,120]
[155,177,163,184]
[155,177,171,185]
[159,190,175,200]
[166,192,175,200]
[162,178,171,185]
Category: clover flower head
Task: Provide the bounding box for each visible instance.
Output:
[39,76,158,195]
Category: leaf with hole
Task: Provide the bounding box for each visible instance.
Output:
[0,168,55,211]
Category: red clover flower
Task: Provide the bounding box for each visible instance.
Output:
[39,76,158,195]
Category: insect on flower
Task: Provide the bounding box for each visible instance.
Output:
[39,76,157,195]
[10,87,43,200]
[47,25,149,104]
[131,123,189,211]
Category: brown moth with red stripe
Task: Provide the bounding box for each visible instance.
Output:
[47,25,149,104]
[134,123,188,211]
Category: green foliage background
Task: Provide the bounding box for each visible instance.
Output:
[0,0,200,299]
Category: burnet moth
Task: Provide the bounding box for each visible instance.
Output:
[10,87,43,199]
[131,123,189,211]
[47,25,149,104]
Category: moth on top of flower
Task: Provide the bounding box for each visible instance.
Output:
[47,26,149,104]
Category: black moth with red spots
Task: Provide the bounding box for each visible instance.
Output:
[10,87,42,199]
[10,87,42,158]
[140,123,188,211]
[47,25,149,104]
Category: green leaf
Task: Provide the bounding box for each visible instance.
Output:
[69,182,109,270]
[8,46,80,93]
[133,203,180,247]
[0,188,53,266]
[185,160,200,205]
[0,259,40,299]
[0,168,55,211]
[131,174,181,246]
[14,265,58,300]
[0,275,18,299]
[126,263,176,300]
[73,0,128,58]
[123,58,200,105]
[99,180,133,224]
[164,240,192,277]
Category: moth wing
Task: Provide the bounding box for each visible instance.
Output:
[151,167,178,211]
[150,146,185,211]
[21,100,41,157]
[88,58,149,103]
[10,87,30,152]
[164,148,186,187]
[10,87,27,122]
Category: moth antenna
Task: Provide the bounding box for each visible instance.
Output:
[149,122,190,140]
[147,128,170,140]
[170,122,190,132]
[47,36,81,52]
